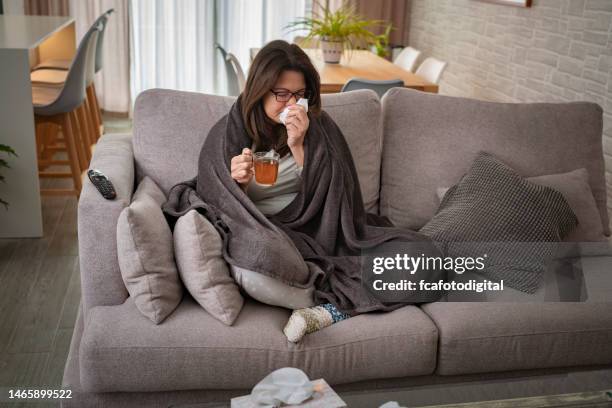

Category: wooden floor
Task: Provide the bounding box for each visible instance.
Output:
[0,115,131,408]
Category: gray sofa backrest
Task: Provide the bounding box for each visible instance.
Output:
[133,89,235,193]
[132,88,383,213]
[380,88,609,236]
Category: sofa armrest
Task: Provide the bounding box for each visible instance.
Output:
[78,133,134,324]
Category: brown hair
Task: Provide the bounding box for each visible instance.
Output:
[239,40,321,157]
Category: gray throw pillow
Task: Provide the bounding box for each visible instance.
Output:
[174,210,244,325]
[117,177,183,324]
[529,169,607,242]
[420,152,578,293]
[230,265,315,310]
[437,168,607,243]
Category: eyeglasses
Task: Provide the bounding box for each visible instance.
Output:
[269,88,311,102]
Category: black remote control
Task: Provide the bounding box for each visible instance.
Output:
[87,169,117,200]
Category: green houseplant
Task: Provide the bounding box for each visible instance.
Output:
[371,23,394,59]
[285,0,384,63]
[0,144,17,209]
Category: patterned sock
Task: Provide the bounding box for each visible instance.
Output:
[283,303,350,343]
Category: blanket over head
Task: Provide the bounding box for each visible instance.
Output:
[163,98,446,315]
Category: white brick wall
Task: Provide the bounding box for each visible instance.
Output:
[406,0,612,222]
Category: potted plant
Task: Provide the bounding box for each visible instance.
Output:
[285,0,384,63]
[371,24,394,59]
[0,144,17,209]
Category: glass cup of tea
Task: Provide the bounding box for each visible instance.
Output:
[253,151,280,186]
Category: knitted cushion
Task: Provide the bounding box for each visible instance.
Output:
[420,152,578,293]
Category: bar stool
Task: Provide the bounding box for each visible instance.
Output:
[32,24,101,197]
[34,19,101,168]
[34,21,100,170]
[90,9,114,138]
[31,9,113,144]
[33,9,113,71]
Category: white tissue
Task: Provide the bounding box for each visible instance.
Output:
[379,402,407,408]
[297,97,309,111]
[279,98,309,125]
[250,367,314,407]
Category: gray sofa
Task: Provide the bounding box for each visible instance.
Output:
[62,88,612,407]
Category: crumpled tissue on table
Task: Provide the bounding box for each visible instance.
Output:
[250,367,314,407]
[379,402,407,408]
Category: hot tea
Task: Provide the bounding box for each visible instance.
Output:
[253,151,280,185]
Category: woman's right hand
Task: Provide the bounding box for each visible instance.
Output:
[230,147,253,189]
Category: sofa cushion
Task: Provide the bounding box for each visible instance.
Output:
[79,297,438,392]
[380,88,608,235]
[132,89,234,195]
[231,265,316,309]
[320,90,383,213]
[174,210,244,325]
[421,302,612,375]
[116,177,183,324]
[436,168,608,243]
[132,88,383,213]
[528,169,608,242]
[420,152,578,294]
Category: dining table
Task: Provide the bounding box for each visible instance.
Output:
[249,47,438,94]
[0,15,76,238]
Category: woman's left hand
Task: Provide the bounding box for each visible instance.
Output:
[285,105,309,149]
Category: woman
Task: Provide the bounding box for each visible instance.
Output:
[230,41,352,341]
[164,40,445,342]
[230,43,315,213]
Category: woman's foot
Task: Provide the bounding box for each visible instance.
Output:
[283,303,349,342]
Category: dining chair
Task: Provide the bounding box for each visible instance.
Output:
[215,44,238,96]
[249,47,258,63]
[415,57,448,85]
[32,24,101,197]
[393,46,421,73]
[214,42,228,59]
[226,52,246,93]
[341,78,405,98]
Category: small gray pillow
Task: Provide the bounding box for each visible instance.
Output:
[436,168,606,243]
[174,210,244,325]
[529,169,607,242]
[421,152,578,293]
[117,177,183,324]
[230,265,315,310]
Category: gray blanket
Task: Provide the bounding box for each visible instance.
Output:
[163,98,445,315]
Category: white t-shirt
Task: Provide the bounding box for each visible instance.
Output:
[246,151,303,215]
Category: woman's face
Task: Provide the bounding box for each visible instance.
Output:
[263,70,307,124]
